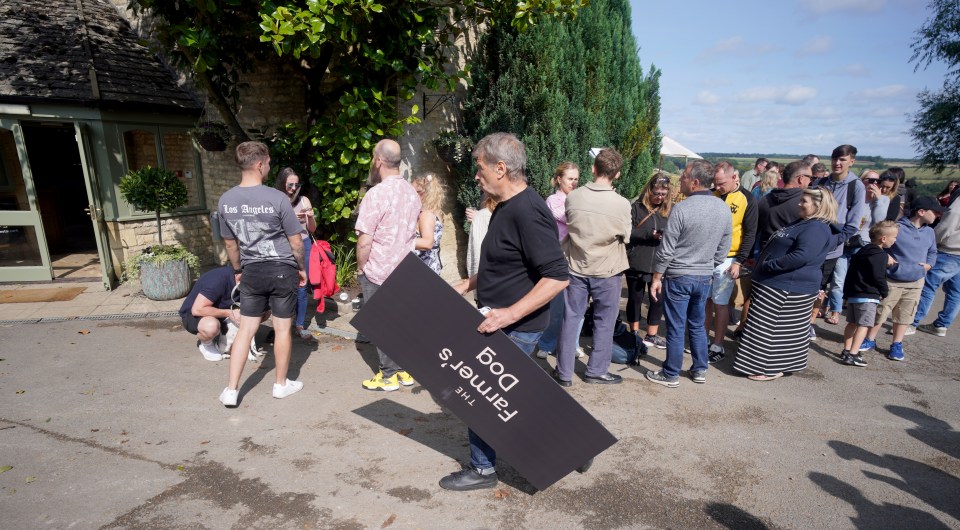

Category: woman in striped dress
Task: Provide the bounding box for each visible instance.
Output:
[734,186,840,381]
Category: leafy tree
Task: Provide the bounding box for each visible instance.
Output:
[460,0,659,213]
[118,166,189,246]
[128,0,588,240]
[910,0,960,172]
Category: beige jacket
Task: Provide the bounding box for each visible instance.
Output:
[562,182,631,277]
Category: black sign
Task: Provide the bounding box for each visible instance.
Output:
[351,254,617,490]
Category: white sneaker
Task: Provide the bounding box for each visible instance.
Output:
[219,387,238,407]
[903,325,917,336]
[272,379,303,399]
[576,347,586,358]
[199,342,224,362]
[536,349,550,359]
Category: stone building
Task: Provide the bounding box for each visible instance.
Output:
[1,0,472,289]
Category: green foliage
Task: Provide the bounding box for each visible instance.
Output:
[130,0,587,241]
[330,242,357,289]
[119,165,189,245]
[122,244,200,282]
[910,0,960,172]
[460,0,659,207]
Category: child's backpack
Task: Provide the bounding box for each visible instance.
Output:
[308,239,339,312]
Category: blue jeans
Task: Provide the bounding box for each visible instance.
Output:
[556,274,622,380]
[912,252,960,329]
[295,236,313,328]
[537,291,584,353]
[828,248,857,313]
[662,275,711,378]
[469,328,543,470]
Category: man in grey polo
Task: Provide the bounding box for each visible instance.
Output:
[646,159,732,387]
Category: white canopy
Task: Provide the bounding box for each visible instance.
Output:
[660,136,702,159]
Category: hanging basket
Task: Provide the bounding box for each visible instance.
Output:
[194,132,228,152]
[191,122,232,152]
[436,142,471,165]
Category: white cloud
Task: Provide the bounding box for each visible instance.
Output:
[830,64,871,77]
[852,84,911,99]
[800,0,886,15]
[869,106,905,117]
[798,35,833,55]
[694,90,721,106]
[735,85,818,105]
[698,36,778,61]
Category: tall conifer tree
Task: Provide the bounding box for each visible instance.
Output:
[461,0,660,209]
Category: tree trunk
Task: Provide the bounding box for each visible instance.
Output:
[155,211,164,246]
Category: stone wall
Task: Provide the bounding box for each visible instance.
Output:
[107,213,214,274]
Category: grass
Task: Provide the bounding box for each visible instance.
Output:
[330,243,357,291]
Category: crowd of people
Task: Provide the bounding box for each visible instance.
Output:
[179,137,960,492]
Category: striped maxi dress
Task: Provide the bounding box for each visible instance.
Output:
[733,281,816,376]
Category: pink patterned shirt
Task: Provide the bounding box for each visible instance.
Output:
[545,190,569,241]
[355,174,422,284]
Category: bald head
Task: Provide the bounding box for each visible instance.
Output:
[375,140,402,170]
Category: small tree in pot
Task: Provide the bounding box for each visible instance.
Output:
[119,166,199,300]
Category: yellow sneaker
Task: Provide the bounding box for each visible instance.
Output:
[361,371,399,391]
[397,371,415,387]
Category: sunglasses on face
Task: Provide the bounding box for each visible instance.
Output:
[286,182,302,189]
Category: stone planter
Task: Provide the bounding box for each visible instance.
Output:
[140,259,192,301]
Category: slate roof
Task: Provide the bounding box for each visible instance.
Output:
[0,0,201,112]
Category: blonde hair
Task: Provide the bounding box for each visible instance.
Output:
[869,220,898,243]
[759,169,780,194]
[412,173,446,214]
[552,161,579,190]
[802,187,838,223]
[640,173,674,218]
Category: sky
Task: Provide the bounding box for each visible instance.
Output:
[628,0,950,159]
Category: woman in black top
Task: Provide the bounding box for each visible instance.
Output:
[879,169,902,221]
[625,174,673,349]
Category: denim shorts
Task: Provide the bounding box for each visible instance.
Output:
[711,257,736,304]
[239,262,299,319]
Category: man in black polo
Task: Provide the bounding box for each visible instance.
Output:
[441,132,569,491]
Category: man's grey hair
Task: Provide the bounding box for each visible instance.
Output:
[473,133,527,182]
[687,159,715,189]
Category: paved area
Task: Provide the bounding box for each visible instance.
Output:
[0,283,958,529]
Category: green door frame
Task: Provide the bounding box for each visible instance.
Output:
[0,118,53,281]
[75,123,116,290]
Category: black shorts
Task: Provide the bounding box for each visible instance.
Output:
[820,258,838,292]
[239,262,299,319]
[181,314,228,335]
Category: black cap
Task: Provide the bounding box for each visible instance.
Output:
[912,196,943,214]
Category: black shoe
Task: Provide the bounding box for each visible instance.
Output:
[265,329,276,345]
[439,468,498,491]
[576,457,594,474]
[552,369,572,387]
[583,373,623,384]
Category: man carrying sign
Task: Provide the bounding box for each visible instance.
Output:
[443,132,570,491]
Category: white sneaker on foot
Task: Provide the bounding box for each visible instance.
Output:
[536,349,550,359]
[199,342,224,362]
[272,379,303,399]
[576,347,586,358]
[219,387,238,407]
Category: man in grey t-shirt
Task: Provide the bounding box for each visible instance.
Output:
[216,141,307,407]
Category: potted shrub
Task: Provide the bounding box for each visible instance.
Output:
[432,131,474,165]
[191,121,232,152]
[119,166,198,300]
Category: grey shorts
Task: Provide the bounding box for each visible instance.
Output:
[847,302,878,328]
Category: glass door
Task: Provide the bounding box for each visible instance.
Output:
[0,119,52,281]
[75,123,115,289]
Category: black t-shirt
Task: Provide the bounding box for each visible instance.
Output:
[477,186,569,332]
[178,266,236,317]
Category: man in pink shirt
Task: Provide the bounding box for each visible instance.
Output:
[355,139,422,391]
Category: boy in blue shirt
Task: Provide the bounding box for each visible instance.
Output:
[840,221,898,366]
[860,197,941,360]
